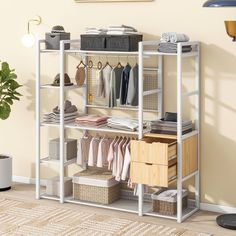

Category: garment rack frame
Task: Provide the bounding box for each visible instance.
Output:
[36,39,200,223]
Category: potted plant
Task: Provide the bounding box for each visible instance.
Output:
[0,61,22,191]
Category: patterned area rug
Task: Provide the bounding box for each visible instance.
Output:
[0,198,211,236]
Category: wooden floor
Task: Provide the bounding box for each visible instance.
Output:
[0,183,235,236]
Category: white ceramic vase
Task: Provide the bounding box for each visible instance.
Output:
[0,155,12,191]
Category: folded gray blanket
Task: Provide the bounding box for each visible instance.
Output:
[158,43,192,53]
[161,32,189,43]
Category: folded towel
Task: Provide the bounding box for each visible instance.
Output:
[158,47,192,53]
[106,31,139,35]
[108,25,137,31]
[161,32,189,43]
[107,117,139,131]
[158,43,192,53]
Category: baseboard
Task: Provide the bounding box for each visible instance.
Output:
[12,176,46,186]
[200,202,236,214]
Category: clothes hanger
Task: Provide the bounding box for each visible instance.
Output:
[117,61,123,68]
[117,56,122,68]
[103,61,112,69]
[88,60,93,69]
[94,133,100,140]
[126,56,130,66]
[97,61,103,70]
[77,59,86,68]
[83,130,89,138]
[102,56,112,69]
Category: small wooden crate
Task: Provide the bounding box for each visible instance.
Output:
[73,170,120,204]
[152,189,188,215]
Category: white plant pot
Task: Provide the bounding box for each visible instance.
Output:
[0,155,12,191]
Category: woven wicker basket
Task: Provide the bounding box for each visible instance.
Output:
[73,170,120,204]
[152,189,188,215]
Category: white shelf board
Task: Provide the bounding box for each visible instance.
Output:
[143,201,199,220]
[40,84,84,90]
[65,197,150,214]
[41,122,150,135]
[40,49,139,55]
[40,193,60,201]
[86,104,159,113]
[40,157,77,166]
[40,49,198,58]
[143,50,198,58]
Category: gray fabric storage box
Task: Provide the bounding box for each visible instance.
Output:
[80,34,106,51]
[45,32,70,50]
[80,34,143,51]
[46,176,72,197]
[49,138,77,161]
[106,34,143,51]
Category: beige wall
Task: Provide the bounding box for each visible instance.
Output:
[1,0,236,208]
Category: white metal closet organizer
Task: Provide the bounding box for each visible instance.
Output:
[36,39,200,223]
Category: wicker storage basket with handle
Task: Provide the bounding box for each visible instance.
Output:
[73,169,120,204]
[151,189,188,215]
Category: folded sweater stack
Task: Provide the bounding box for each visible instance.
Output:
[151,119,193,135]
[106,25,138,35]
[158,32,191,53]
[85,25,139,35]
[43,100,78,124]
[107,117,139,131]
[75,115,108,127]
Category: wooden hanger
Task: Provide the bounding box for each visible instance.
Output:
[88,60,93,69]
[97,61,103,70]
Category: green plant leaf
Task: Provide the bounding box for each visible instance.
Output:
[13,91,22,96]
[9,73,17,79]
[9,80,22,90]
[0,62,21,120]
[11,95,20,101]
[0,102,11,120]
[1,62,11,82]
[5,97,13,105]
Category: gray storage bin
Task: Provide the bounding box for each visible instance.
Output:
[80,34,143,51]
[49,138,77,161]
[45,32,70,50]
[46,176,72,197]
[80,34,106,51]
[106,34,143,51]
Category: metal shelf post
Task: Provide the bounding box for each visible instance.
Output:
[138,41,144,216]
[59,41,65,204]
[177,43,183,223]
[36,40,41,200]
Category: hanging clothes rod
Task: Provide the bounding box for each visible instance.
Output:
[72,52,150,58]
[89,66,159,72]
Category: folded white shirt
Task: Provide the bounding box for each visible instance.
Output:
[107,118,139,131]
